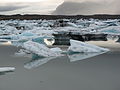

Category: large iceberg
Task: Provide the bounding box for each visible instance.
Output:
[68,39,109,53]
[23,41,62,57]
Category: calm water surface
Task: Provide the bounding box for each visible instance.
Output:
[0,43,120,90]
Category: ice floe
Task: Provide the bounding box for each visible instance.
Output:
[68,39,109,53]
[0,67,15,72]
[23,41,62,57]
[100,26,120,35]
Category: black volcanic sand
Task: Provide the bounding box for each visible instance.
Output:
[0,43,120,90]
[1,14,120,20]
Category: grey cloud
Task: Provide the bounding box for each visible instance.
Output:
[0,3,29,12]
[52,0,120,15]
[0,6,25,12]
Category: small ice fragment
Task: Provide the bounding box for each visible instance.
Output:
[0,67,15,72]
[23,41,62,57]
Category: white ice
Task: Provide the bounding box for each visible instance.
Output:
[50,47,63,53]
[100,26,120,35]
[23,41,62,57]
[0,67,15,72]
[68,39,109,53]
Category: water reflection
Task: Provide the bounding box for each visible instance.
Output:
[0,71,14,76]
[24,54,57,69]
[24,51,107,69]
[107,35,119,42]
[68,52,106,62]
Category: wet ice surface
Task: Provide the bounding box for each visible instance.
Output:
[0,43,120,90]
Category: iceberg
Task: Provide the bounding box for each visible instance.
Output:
[32,36,55,46]
[32,37,46,45]
[0,67,15,72]
[100,26,120,35]
[50,47,67,54]
[20,32,36,37]
[23,41,62,57]
[50,47,63,53]
[67,22,78,28]
[0,39,12,45]
[106,35,119,41]
[14,49,31,57]
[68,39,109,53]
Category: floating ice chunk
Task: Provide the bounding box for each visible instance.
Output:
[106,35,119,41]
[14,49,31,57]
[0,67,15,72]
[100,26,120,35]
[20,32,36,37]
[32,37,45,45]
[0,39,12,45]
[23,41,62,57]
[54,26,79,32]
[67,22,78,28]
[68,52,106,62]
[32,36,55,46]
[0,36,12,40]
[29,30,54,37]
[50,47,63,53]
[68,39,109,53]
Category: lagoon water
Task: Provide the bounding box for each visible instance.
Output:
[0,42,120,90]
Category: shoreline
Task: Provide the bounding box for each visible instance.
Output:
[1,14,120,20]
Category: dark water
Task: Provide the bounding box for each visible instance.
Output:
[0,45,120,90]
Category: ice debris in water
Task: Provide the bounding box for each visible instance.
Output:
[14,49,31,57]
[0,67,15,72]
[50,47,63,53]
[68,39,109,53]
[0,19,120,37]
[23,41,63,57]
[100,26,120,35]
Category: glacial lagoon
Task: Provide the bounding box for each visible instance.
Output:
[0,41,120,90]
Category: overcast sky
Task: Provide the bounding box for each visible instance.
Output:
[0,0,119,15]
